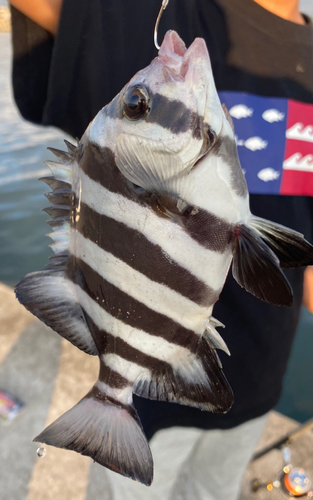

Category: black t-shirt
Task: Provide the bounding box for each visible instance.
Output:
[11,0,313,438]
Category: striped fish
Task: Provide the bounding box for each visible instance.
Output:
[15,31,313,486]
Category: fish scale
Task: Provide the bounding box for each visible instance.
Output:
[15,30,313,486]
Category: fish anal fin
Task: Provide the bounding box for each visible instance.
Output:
[232,223,293,306]
[133,337,233,413]
[15,271,98,356]
[34,388,153,485]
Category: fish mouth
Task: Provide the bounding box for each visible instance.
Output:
[158,30,211,84]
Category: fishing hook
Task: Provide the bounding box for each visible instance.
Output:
[154,0,169,50]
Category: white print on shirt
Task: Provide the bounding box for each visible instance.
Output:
[262,109,285,123]
[283,153,313,172]
[286,123,313,143]
[229,104,253,119]
[257,168,280,182]
[236,136,268,151]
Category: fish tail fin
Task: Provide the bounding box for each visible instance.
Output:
[34,385,153,486]
[232,216,313,306]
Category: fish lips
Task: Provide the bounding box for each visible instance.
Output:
[158,31,211,108]
[158,30,212,82]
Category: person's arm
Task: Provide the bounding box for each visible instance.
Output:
[303,266,313,314]
[9,0,62,34]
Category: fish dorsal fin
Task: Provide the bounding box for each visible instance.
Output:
[115,133,190,193]
[15,141,98,356]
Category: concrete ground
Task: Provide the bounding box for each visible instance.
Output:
[1,282,313,500]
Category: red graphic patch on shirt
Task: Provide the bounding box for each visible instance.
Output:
[281,100,313,196]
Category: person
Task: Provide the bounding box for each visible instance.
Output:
[8,0,313,498]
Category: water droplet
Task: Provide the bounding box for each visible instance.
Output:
[36,447,46,458]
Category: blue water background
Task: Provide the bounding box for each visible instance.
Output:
[0,33,312,423]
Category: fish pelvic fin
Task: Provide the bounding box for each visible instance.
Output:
[133,335,233,413]
[34,385,153,486]
[232,215,313,306]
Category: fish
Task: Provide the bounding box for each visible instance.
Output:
[262,108,285,123]
[242,136,268,151]
[257,167,280,182]
[15,30,313,486]
[229,104,253,119]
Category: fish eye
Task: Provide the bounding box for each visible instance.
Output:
[123,85,149,120]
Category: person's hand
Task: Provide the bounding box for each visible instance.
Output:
[303,266,313,314]
[9,0,62,34]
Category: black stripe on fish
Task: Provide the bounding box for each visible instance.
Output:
[84,310,174,371]
[105,87,204,137]
[146,93,198,135]
[182,208,234,253]
[79,142,235,253]
[79,142,138,201]
[86,388,131,412]
[99,362,131,390]
[77,201,219,307]
[67,256,200,352]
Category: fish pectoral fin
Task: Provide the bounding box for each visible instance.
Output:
[34,387,153,486]
[115,133,189,193]
[232,223,293,306]
[248,216,313,268]
[133,336,233,413]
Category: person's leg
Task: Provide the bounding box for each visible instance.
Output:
[169,414,269,500]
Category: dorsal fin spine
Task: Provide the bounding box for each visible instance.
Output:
[41,143,76,263]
